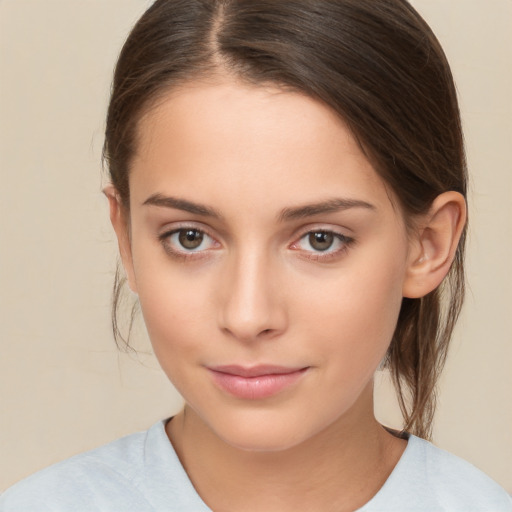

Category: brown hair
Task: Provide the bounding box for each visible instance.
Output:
[103,0,467,440]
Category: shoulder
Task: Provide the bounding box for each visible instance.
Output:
[362,435,512,512]
[1,419,211,511]
[411,435,511,511]
[0,427,152,511]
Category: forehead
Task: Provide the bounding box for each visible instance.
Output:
[130,79,397,216]
[137,79,355,161]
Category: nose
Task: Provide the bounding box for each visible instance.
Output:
[218,249,287,343]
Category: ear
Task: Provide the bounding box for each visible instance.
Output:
[402,191,466,299]
[103,185,138,294]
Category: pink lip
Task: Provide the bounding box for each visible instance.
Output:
[208,365,309,400]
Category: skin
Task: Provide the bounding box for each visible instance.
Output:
[107,78,466,511]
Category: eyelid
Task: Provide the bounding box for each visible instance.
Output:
[290,223,353,242]
[291,219,354,234]
[158,221,213,238]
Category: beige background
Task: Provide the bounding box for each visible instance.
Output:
[1,0,511,493]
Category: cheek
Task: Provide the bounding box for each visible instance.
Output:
[130,240,209,354]
[300,250,406,369]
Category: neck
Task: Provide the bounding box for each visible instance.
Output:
[166,384,406,512]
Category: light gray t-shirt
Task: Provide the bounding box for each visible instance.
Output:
[1,418,511,511]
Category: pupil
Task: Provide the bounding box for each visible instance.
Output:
[309,232,333,251]
[179,229,203,249]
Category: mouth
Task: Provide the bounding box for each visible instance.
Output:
[207,365,309,400]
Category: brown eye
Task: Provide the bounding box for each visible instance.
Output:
[308,231,334,251]
[178,229,204,249]
[291,230,353,260]
[160,227,218,258]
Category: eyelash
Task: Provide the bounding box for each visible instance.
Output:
[158,226,355,262]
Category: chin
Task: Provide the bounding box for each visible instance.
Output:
[219,428,305,453]
[202,408,328,453]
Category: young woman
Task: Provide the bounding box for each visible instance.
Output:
[1,0,511,510]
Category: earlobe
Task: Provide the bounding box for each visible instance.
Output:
[402,191,466,299]
[103,185,138,294]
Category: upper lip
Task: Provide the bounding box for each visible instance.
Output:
[208,365,307,378]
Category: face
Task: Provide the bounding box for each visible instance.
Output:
[120,79,415,451]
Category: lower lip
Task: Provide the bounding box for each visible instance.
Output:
[209,368,308,400]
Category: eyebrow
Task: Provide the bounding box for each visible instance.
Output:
[278,198,376,221]
[143,194,376,221]
[143,194,223,219]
